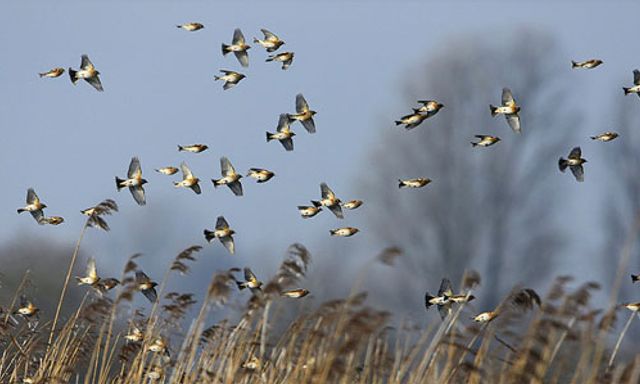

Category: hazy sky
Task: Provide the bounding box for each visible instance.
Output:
[1,2,639,316]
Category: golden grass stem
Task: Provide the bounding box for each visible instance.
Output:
[608,311,636,369]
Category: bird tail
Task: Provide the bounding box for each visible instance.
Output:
[203,229,215,242]
[221,44,230,56]
[68,68,78,84]
[236,281,246,290]
[211,178,221,188]
[471,142,478,147]
[489,105,498,117]
[38,72,46,78]
[253,37,259,43]
[75,277,87,285]
[394,121,402,126]
[265,55,274,62]
[329,229,336,236]
[311,200,322,208]
[266,132,274,142]
[176,25,182,29]
[590,136,597,140]
[558,158,568,172]
[115,177,125,191]
[425,293,435,309]
[632,274,639,283]
[571,60,578,68]
[177,145,184,151]
[17,208,25,214]
[213,75,221,81]
[623,87,631,95]
[398,179,405,188]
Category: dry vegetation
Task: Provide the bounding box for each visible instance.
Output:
[1,211,640,384]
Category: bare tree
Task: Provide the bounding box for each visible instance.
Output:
[359,31,580,308]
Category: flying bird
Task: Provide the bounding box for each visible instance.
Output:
[288,94,317,134]
[329,227,359,237]
[174,162,201,194]
[313,182,343,219]
[342,200,363,210]
[632,274,639,283]
[178,144,208,153]
[39,67,65,78]
[591,132,619,142]
[204,216,236,255]
[253,29,285,52]
[155,166,179,175]
[176,22,204,31]
[267,113,296,151]
[471,135,501,148]
[116,157,147,206]
[76,257,100,287]
[222,28,250,67]
[212,157,243,196]
[125,326,144,343]
[425,278,453,320]
[41,216,64,225]
[623,69,640,97]
[17,188,46,224]
[214,70,246,90]
[135,271,158,303]
[623,302,640,312]
[472,311,498,323]
[235,268,262,294]
[266,51,294,70]
[490,88,521,133]
[571,59,603,69]
[69,54,103,92]
[281,288,310,298]
[398,178,431,189]
[416,100,444,117]
[558,147,587,182]
[298,204,322,219]
[395,109,428,130]
[96,278,120,294]
[247,168,275,183]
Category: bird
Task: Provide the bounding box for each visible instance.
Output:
[14,295,39,319]
[267,113,296,151]
[471,135,501,148]
[17,188,47,224]
[96,278,120,294]
[212,157,243,196]
[490,88,521,133]
[204,216,236,255]
[298,205,322,219]
[398,178,431,189]
[135,271,158,303]
[149,337,170,356]
[69,54,103,92]
[242,356,262,371]
[39,67,65,78]
[177,144,208,153]
[41,216,64,225]
[472,311,498,323]
[425,278,453,320]
[76,257,100,287]
[591,132,619,142]
[266,51,294,70]
[395,109,430,130]
[329,227,359,237]
[281,288,310,298]
[116,157,147,206]
[176,22,204,31]
[253,29,285,52]
[214,70,246,90]
[631,274,639,283]
[623,302,640,312]
[623,69,640,97]
[222,28,250,67]
[288,94,317,134]
[155,166,179,175]
[313,183,344,219]
[125,326,144,343]
[235,268,262,294]
[558,147,587,182]
[571,59,603,69]
[416,100,444,117]
[174,162,201,195]
[342,200,363,210]
[247,168,275,183]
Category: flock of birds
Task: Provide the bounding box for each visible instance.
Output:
[11,25,640,329]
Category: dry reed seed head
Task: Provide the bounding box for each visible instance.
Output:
[207,271,237,304]
[509,288,542,312]
[376,246,403,266]
[93,199,119,215]
[462,269,482,290]
[578,309,602,322]
[175,245,202,261]
[347,292,368,307]
[598,307,618,332]
[79,297,113,323]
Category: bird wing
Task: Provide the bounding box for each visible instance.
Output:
[277,113,291,132]
[296,93,310,113]
[180,162,193,179]
[227,181,243,196]
[27,188,38,205]
[568,147,582,160]
[30,210,45,224]
[232,28,246,45]
[81,54,94,70]
[280,137,294,151]
[85,75,104,92]
[234,51,249,68]
[570,165,585,182]
[321,183,335,200]
[437,278,453,297]
[220,235,235,254]
[136,271,150,284]
[301,118,316,134]
[634,69,640,85]
[142,288,158,303]
[328,204,344,219]
[505,113,521,133]
[502,88,515,106]
[129,186,146,206]
[87,257,98,280]
[128,157,142,179]
[20,295,29,308]
[244,268,257,282]
[437,303,452,320]
[261,28,278,41]
[190,183,202,195]
[216,216,229,230]
[220,157,236,177]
